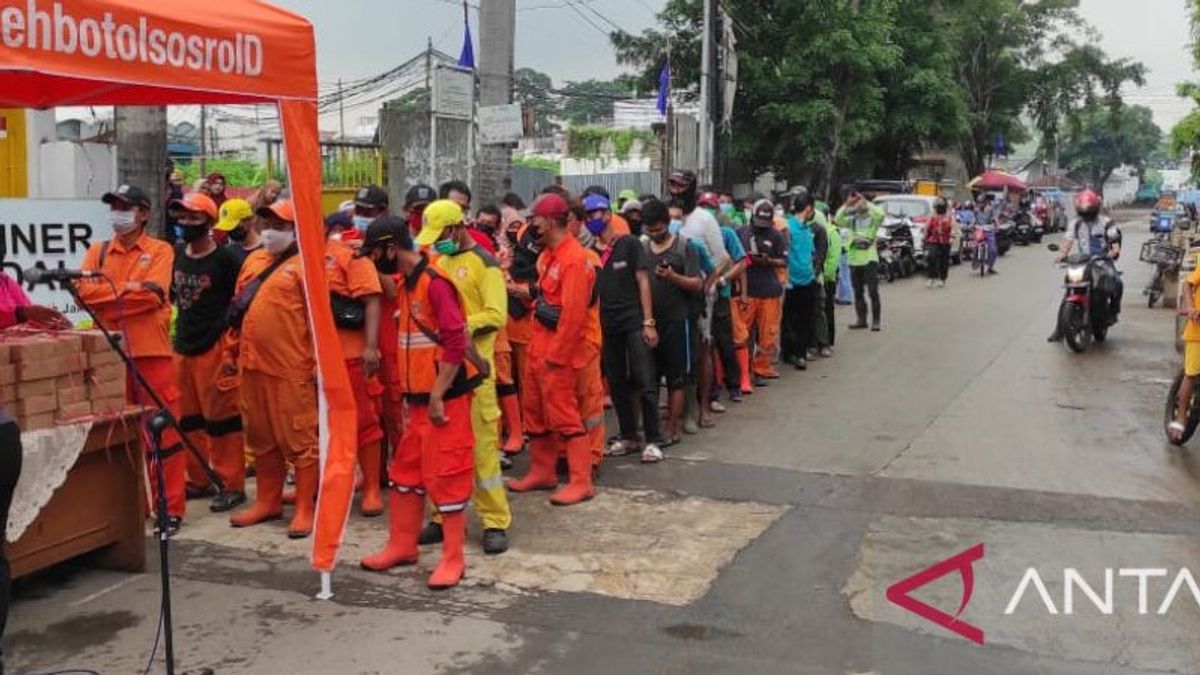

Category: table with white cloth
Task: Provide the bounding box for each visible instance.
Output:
[6,412,146,579]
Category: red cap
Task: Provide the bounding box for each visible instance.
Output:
[531,193,570,220]
[697,191,720,209]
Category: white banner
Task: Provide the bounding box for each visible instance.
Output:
[0,199,114,325]
[479,104,523,145]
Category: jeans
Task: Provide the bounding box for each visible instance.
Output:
[601,328,661,444]
[986,230,998,269]
[781,283,818,361]
[850,263,881,326]
[710,295,740,391]
[927,243,951,281]
[0,420,21,674]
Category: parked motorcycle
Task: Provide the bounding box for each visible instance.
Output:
[1047,243,1118,353]
[882,220,918,279]
[996,219,1014,256]
[966,226,989,278]
[1140,238,1184,308]
[1013,212,1034,246]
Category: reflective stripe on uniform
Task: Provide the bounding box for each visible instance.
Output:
[437,500,469,513]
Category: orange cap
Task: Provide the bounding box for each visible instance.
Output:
[169,192,219,220]
[257,199,295,223]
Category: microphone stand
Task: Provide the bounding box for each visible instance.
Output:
[64,277,220,675]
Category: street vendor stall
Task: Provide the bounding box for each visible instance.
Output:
[0,1,358,590]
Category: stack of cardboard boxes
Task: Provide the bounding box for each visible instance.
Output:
[0,331,129,431]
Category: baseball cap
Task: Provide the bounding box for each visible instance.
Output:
[530,193,570,220]
[668,169,696,188]
[168,192,219,220]
[325,211,353,231]
[414,199,464,247]
[697,191,720,209]
[357,216,413,256]
[752,199,775,227]
[257,199,295,223]
[215,198,254,232]
[621,199,643,214]
[404,184,437,209]
[354,184,389,210]
[102,184,151,209]
[617,189,638,203]
[582,194,611,213]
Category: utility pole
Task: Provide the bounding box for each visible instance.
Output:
[198,105,207,176]
[115,106,168,236]
[428,37,437,185]
[478,0,516,205]
[698,0,714,183]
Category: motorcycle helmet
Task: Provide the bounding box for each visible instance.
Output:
[1074,189,1102,219]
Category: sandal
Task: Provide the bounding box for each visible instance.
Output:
[1168,421,1187,443]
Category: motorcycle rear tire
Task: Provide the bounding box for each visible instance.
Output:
[1060,303,1090,353]
[1165,372,1200,446]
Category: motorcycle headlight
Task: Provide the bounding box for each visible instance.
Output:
[1066,266,1086,283]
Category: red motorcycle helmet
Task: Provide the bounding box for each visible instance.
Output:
[697,191,721,209]
[1074,189,1102,219]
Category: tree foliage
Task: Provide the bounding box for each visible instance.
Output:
[559,78,637,126]
[514,68,560,135]
[1059,103,1161,192]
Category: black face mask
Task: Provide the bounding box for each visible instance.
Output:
[505,230,519,245]
[228,227,248,243]
[180,226,208,244]
[935,205,948,215]
[375,254,398,275]
[649,230,670,244]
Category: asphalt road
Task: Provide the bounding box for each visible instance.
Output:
[9,213,1200,675]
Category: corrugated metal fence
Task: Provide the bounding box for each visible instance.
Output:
[561,171,662,199]
[512,165,555,203]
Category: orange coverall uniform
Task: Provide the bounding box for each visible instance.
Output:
[326,239,385,513]
[77,231,185,518]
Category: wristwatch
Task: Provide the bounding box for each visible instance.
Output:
[643,318,656,328]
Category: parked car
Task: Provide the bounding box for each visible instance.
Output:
[874,194,963,265]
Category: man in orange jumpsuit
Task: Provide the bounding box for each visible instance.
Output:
[326,219,385,516]
[78,184,185,534]
[359,220,480,589]
[169,192,246,514]
[226,200,320,539]
[506,194,601,506]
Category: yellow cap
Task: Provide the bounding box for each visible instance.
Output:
[414,199,464,246]
[215,198,254,232]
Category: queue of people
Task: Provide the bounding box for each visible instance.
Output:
[60,171,879,591]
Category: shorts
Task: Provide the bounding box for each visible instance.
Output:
[653,318,691,389]
[1186,342,1200,377]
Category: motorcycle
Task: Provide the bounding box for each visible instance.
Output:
[995,219,1014,256]
[1013,212,1034,246]
[877,233,898,282]
[966,226,989,278]
[1047,243,1117,353]
[1164,364,1200,446]
[1140,238,1184,308]
[882,220,918,279]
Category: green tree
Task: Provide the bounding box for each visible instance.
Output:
[1059,103,1161,192]
[514,68,560,135]
[560,78,636,126]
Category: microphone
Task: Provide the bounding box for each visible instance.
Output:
[23,267,103,283]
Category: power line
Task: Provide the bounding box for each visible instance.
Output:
[563,0,612,36]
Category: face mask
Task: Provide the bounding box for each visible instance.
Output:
[110,210,138,234]
[353,216,374,234]
[374,251,398,274]
[669,219,683,234]
[650,230,671,244]
[179,226,207,244]
[407,211,423,232]
[262,229,296,255]
[505,230,519,245]
[434,238,459,256]
[228,227,248,243]
[719,203,734,215]
[585,218,606,237]
[935,205,948,215]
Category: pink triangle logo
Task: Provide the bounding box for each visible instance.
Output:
[885,543,986,645]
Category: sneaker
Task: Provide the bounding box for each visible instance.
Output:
[939,280,946,288]
[641,444,664,463]
[848,322,868,330]
[794,358,807,371]
[605,439,637,457]
[683,418,700,435]
[482,528,509,555]
[710,400,727,414]
[209,490,246,513]
[729,389,744,403]
[818,347,834,358]
[870,323,882,332]
[926,279,935,288]
[418,521,444,546]
[499,455,514,471]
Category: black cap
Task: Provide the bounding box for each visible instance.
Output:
[102,184,151,209]
[354,184,389,209]
[356,215,412,256]
[404,183,437,208]
[668,169,696,188]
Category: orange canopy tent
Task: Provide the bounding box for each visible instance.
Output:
[0,0,357,591]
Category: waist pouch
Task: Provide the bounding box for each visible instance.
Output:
[507,292,530,320]
[330,292,366,330]
[534,297,561,330]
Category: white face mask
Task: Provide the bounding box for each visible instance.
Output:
[109,210,138,234]
[352,215,374,234]
[262,229,296,255]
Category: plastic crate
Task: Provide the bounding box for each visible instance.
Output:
[1140,240,1184,265]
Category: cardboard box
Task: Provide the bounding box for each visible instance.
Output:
[15,392,58,416]
[19,411,57,431]
[17,378,56,398]
[63,330,109,353]
[90,396,128,415]
[87,349,122,368]
[0,386,15,404]
[57,386,88,406]
[18,354,85,381]
[52,334,82,355]
[9,338,58,363]
[56,400,92,421]
[0,343,12,364]
[56,373,87,388]
[88,378,126,398]
[0,364,14,386]
[89,362,126,383]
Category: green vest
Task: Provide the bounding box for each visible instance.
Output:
[834,203,883,267]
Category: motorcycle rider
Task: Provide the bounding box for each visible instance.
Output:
[1048,189,1123,342]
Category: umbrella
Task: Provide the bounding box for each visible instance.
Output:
[969,171,1027,192]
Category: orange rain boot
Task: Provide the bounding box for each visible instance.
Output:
[505,436,558,492]
[736,347,753,395]
[550,435,595,506]
[287,462,319,539]
[230,450,284,528]
[360,491,421,571]
[499,394,525,455]
[427,511,466,590]
[358,441,384,517]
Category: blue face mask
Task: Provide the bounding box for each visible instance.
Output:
[353,215,374,233]
[585,218,606,236]
[669,219,684,234]
[719,203,735,215]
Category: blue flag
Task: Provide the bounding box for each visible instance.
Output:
[656,59,671,115]
[458,20,475,69]
[994,132,1007,158]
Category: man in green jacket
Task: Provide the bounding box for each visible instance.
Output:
[834,189,884,331]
